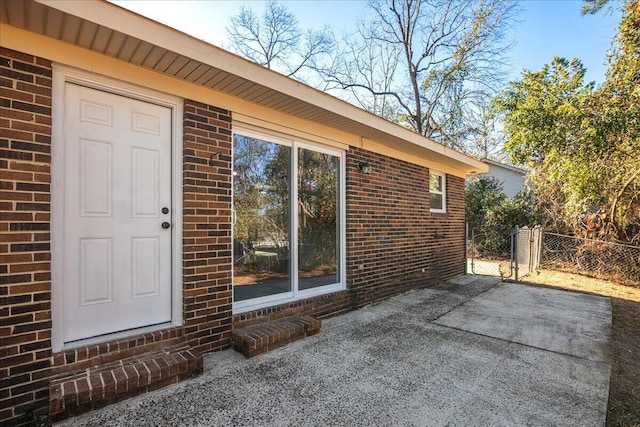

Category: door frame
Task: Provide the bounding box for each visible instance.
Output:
[51,65,183,352]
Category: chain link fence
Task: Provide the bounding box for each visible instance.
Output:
[466,224,542,280]
[467,226,640,286]
[466,225,514,278]
[541,232,640,287]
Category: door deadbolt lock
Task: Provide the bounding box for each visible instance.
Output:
[162,207,169,214]
[162,222,171,229]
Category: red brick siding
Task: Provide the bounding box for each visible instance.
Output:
[0,47,53,427]
[436,174,466,276]
[49,328,184,375]
[182,100,233,353]
[233,291,351,329]
[346,147,465,306]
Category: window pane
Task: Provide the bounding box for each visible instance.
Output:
[430,193,443,210]
[298,148,340,290]
[430,174,442,192]
[233,135,291,301]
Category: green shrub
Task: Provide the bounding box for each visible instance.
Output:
[466,177,539,257]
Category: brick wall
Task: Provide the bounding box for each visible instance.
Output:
[0,48,53,426]
[434,173,467,277]
[182,100,234,353]
[345,147,465,307]
[233,291,351,329]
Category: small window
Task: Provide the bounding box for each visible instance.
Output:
[429,171,446,213]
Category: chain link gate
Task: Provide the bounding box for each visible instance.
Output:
[513,225,542,280]
[466,224,541,280]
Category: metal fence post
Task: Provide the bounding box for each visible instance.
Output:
[465,222,468,275]
[528,226,534,275]
[532,225,542,271]
[514,225,519,281]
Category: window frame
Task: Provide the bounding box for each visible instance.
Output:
[429,170,447,213]
[231,126,346,314]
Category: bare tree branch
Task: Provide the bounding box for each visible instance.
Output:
[226,0,334,82]
[323,0,517,152]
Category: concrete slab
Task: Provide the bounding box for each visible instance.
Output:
[56,277,611,427]
[435,282,612,363]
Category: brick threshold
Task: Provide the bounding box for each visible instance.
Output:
[49,344,203,420]
[232,315,321,358]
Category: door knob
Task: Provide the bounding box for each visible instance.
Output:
[162,222,171,229]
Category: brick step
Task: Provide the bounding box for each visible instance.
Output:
[52,333,183,376]
[232,315,321,358]
[49,344,203,419]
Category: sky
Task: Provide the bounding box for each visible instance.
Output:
[113,0,622,87]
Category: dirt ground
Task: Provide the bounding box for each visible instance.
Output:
[517,269,640,427]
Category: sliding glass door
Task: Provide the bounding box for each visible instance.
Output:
[232,131,344,309]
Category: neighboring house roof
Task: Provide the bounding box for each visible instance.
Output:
[0,0,487,177]
[481,159,528,175]
[479,159,528,199]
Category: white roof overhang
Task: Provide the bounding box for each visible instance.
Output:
[0,0,487,176]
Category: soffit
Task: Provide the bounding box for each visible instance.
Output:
[0,0,487,175]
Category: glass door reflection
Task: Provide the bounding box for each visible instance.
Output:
[297,148,340,290]
[233,135,291,301]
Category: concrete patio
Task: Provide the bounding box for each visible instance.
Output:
[56,275,612,427]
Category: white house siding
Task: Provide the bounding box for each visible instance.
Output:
[479,161,527,199]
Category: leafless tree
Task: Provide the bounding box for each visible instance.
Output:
[445,90,506,161]
[324,0,517,149]
[328,20,403,119]
[226,0,334,81]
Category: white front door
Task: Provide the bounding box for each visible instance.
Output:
[62,83,173,343]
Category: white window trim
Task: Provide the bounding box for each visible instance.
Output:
[232,125,346,314]
[430,170,447,213]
